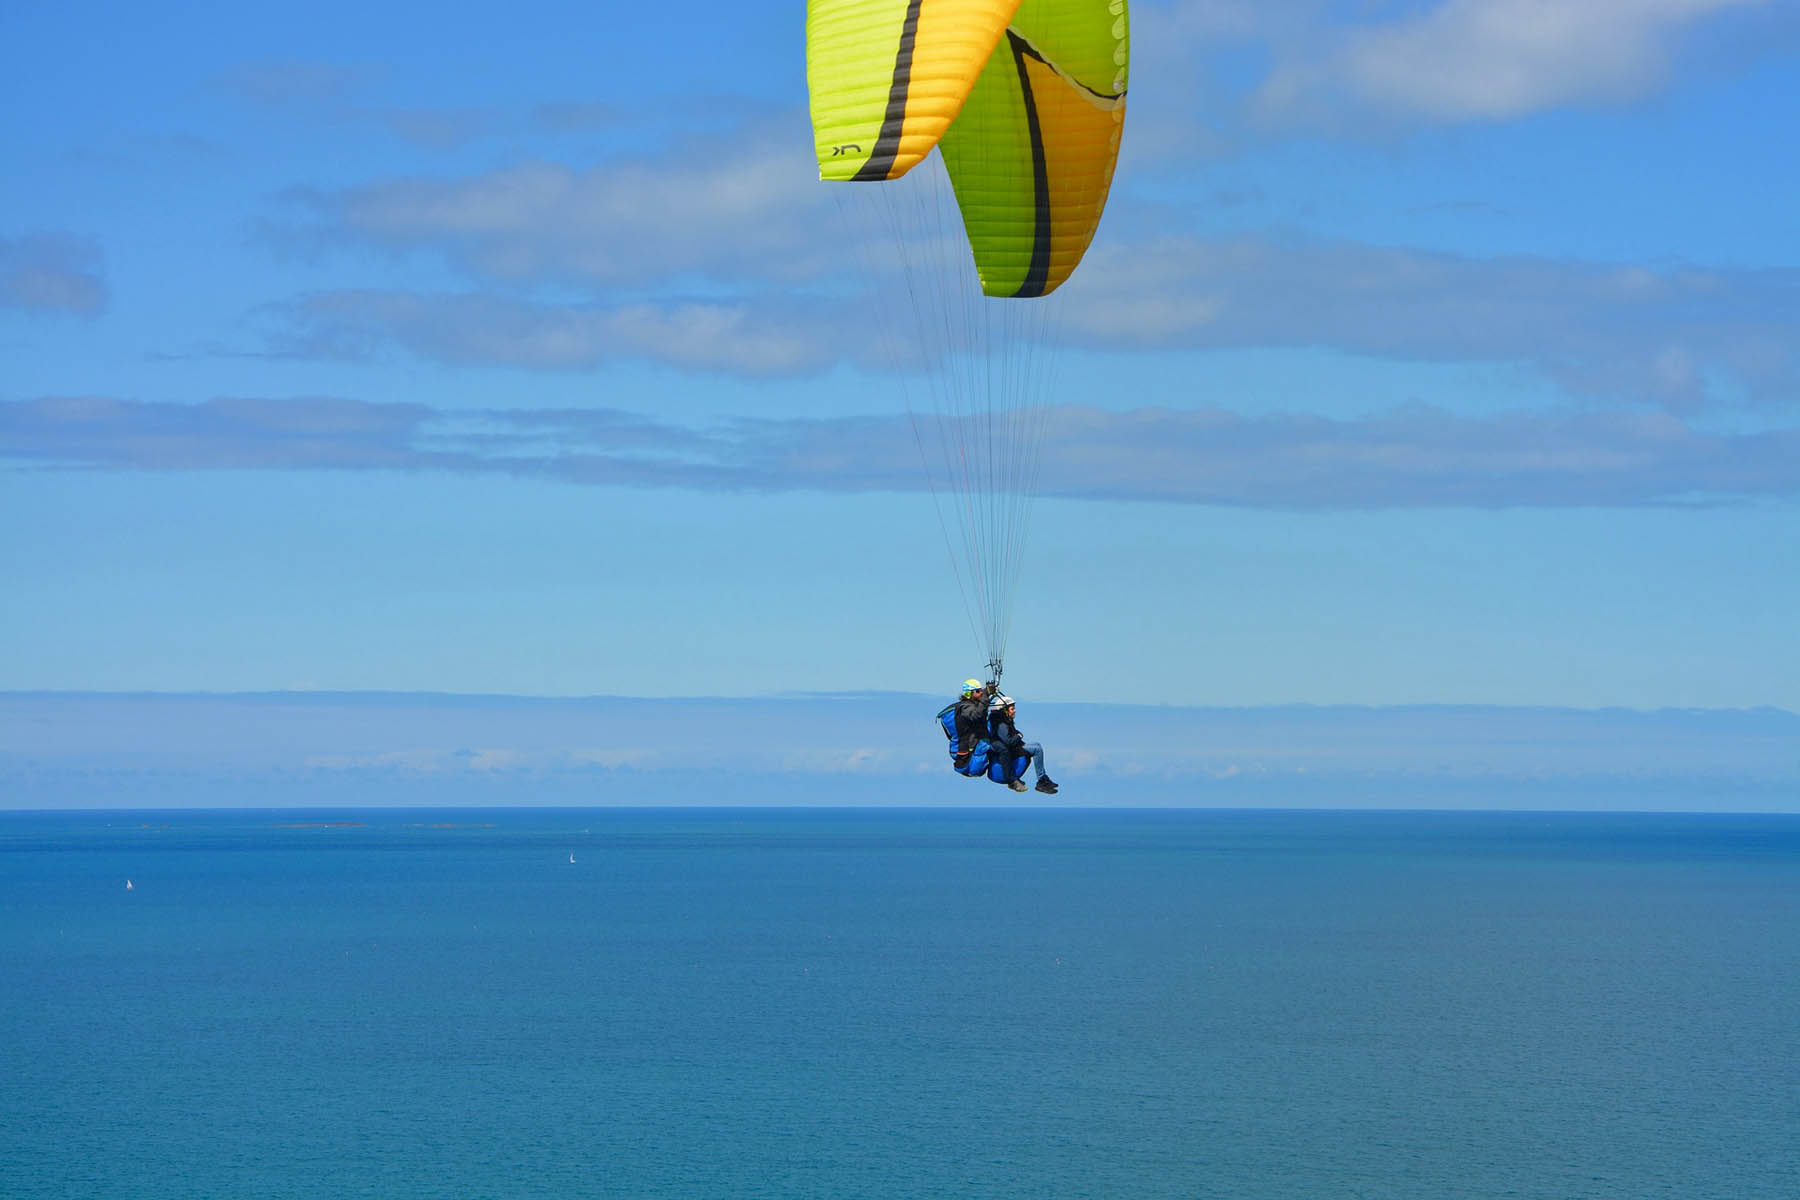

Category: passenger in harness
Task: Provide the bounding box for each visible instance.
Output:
[986,693,1059,794]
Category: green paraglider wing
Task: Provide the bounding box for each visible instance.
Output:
[939,0,1128,296]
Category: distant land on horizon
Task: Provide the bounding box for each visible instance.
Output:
[2,691,1794,812]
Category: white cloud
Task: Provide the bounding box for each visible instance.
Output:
[1034,402,1800,507]
[1130,0,1782,140]
[1255,0,1772,123]
[1068,235,1799,409]
[272,121,1800,409]
[270,289,843,376]
[285,123,832,288]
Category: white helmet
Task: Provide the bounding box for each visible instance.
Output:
[988,693,1014,711]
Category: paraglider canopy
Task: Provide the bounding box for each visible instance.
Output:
[807,0,1128,297]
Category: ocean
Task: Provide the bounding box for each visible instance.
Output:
[2,808,1795,1199]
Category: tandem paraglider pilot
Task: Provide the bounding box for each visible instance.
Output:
[951,679,989,770]
[937,679,1059,795]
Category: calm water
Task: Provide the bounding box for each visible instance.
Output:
[2,808,1796,1199]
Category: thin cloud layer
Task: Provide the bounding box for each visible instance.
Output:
[7,394,1796,509]
[1042,403,1800,507]
[267,289,847,376]
[0,234,107,316]
[280,125,830,287]
[220,59,642,149]
[1313,0,1773,122]
[1071,236,1800,410]
[260,233,1799,413]
[1144,0,1779,132]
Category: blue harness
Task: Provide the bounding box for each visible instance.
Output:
[937,704,1029,784]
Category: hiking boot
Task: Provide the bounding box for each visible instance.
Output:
[1035,777,1059,795]
[1008,778,1029,792]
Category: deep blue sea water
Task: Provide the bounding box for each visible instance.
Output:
[2,808,1796,1199]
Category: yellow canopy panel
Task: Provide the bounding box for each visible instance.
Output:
[807,0,1022,182]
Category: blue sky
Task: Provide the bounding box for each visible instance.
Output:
[4,0,1799,715]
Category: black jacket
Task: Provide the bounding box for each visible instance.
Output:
[953,696,990,754]
[988,713,1027,756]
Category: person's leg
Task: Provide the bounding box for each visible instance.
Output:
[1025,742,1046,780]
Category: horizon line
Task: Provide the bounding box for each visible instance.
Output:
[2,688,1794,718]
